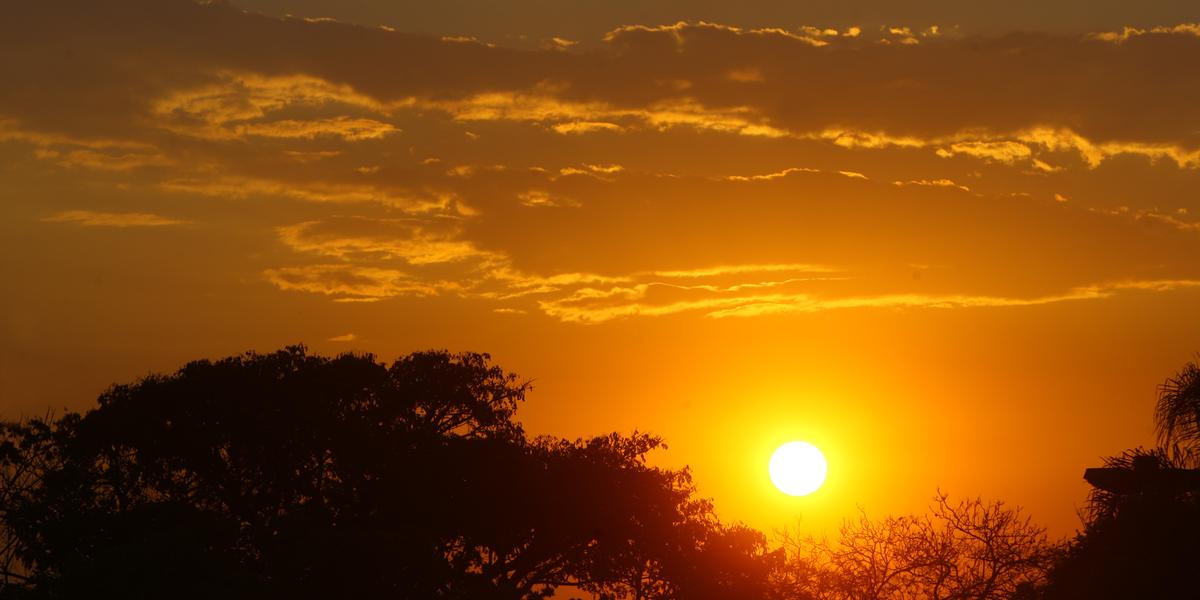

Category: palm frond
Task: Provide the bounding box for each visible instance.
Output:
[1154,359,1200,459]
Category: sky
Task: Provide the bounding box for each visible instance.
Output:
[4,0,1200,538]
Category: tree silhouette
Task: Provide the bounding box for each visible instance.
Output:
[1041,449,1200,600]
[1041,358,1200,600]
[770,493,1054,600]
[0,347,773,599]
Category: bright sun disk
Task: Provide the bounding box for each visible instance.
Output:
[768,441,827,496]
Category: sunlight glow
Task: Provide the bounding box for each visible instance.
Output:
[769,441,828,496]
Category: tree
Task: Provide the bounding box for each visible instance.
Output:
[771,493,1055,600]
[1040,448,1200,599]
[0,346,774,600]
[0,415,70,593]
[914,493,1054,600]
[1040,358,1200,600]
[1155,358,1200,466]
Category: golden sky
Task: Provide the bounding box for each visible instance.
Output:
[4,0,1200,537]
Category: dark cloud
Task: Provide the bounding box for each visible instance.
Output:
[233,0,1200,45]
[6,1,1200,152]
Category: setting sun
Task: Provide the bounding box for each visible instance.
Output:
[769,441,828,496]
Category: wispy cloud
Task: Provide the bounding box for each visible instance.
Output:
[42,210,186,227]
[893,179,970,192]
[724,167,820,182]
[33,148,173,171]
[150,72,391,141]
[537,278,1200,323]
[1090,23,1200,43]
[422,92,791,138]
[277,217,501,264]
[160,176,470,214]
[518,190,580,208]
[603,21,857,48]
[263,264,457,301]
[230,117,398,142]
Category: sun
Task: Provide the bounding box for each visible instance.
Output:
[768,441,828,496]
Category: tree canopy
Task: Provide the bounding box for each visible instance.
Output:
[0,347,773,599]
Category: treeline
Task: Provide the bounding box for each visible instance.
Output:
[0,347,1198,599]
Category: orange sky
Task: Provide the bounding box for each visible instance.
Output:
[4,0,1200,539]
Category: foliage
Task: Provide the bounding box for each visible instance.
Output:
[0,346,772,599]
[0,415,73,591]
[1154,358,1200,466]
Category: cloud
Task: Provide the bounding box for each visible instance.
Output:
[1,121,171,171]
[936,140,1033,164]
[652,263,837,278]
[9,5,1200,180]
[6,3,1200,329]
[551,121,625,134]
[150,73,397,141]
[445,164,520,179]
[256,170,1200,317]
[726,67,765,83]
[159,176,468,213]
[33,148,173,171]
[1090,23,1200,43]
[1087,206,1200,232]
[537,277,1200,323]
[231,117,398,141]
[881,26,921,45]
[263,264,453,300]
[518,190,580,208]
[277,216,500,264]
[1031,158,1063,173]
[0,121,148,150]
[42,210,186,227]
[284,150,342,162]
[809,129,929,150]
[421,92,791,138]
[893,178,970,192]
[556,164,624,180]
[835,127,1200,170]
[263,215,1200,319]
[441,35,488,45]
[151,72,387,126]
[327,333,357,342]
[724,167,820,181]
[602,21,844,48]
[1015,128,1200,169]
